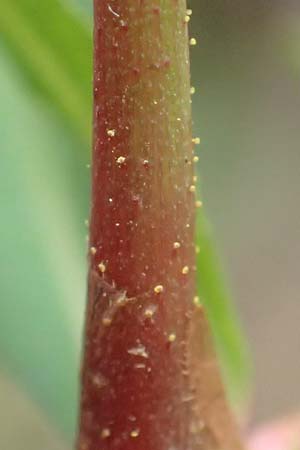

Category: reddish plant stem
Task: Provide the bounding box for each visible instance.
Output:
[77,1,243,449]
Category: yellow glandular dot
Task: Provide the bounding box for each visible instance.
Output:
[182,266,189,275]
[130,429,140,438]
[102,317,112,327]
[144,309,154,318]
[193,296,203,309]
[98,262,106,273]
[144,304,157,318]
[101,428,111,439]
[116,156,126,165]
[154,284,164,294]
[168,333,176,343]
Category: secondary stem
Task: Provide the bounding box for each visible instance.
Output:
[77,1,244,449]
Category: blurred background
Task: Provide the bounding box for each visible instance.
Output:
[1,0,300,448]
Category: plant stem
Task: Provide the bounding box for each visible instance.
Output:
[77,1,244,449]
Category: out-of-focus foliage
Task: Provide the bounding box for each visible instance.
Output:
[196,211,252,413]
[0,0,92,142]
[0,0,253,443]
[0,43,88,437]
[0,376,68,450]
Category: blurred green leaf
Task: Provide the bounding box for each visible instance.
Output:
[0,0,92,143]
[0,375,69,450]
[281,14,300,78]
[0,0,252,437]
[0,45,88,438]
[196,209,252,414]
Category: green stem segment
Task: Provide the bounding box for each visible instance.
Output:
[77,2,244,449]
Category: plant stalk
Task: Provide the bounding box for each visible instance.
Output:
[77,1,244,449]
